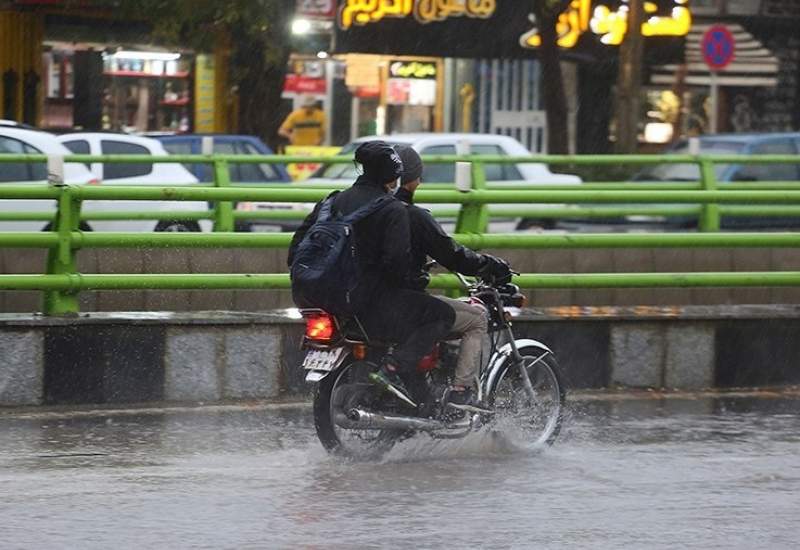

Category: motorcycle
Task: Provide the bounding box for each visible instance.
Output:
[300,272,566,459]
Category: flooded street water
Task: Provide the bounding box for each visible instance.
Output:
[1,394,798,549]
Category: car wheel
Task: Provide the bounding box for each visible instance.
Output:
[155,221,201,232]
[516,218,556,231]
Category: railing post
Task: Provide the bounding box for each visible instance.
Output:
[43,186,81,315]
[454,160,489,235]
[213,159,235,232]
[698,157,720,232]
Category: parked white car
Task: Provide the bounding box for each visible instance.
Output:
[57,132,211,232]
[0,127,211,232]
[304,133,582,229]
[307,133,581,185]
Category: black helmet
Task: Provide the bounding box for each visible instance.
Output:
[354,141,403,185]
[396,145,423,184]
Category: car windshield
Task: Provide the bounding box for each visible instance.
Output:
[636,141,745,181]
[310,142,360,179]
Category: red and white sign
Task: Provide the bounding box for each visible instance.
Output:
[702,25,736,71]
[296,0,336,18]
[283,74,327,94]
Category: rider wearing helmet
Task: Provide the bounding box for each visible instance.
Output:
[289,141,455,406]
[395,145,512,413]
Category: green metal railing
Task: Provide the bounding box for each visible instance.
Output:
[1,152,800,315]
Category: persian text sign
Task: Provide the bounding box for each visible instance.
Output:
[335,0,691,60]
[338,0,495,29]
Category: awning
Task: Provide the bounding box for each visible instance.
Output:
[650,22,779,87]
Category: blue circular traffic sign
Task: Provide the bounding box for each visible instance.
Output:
[702,25,736,70]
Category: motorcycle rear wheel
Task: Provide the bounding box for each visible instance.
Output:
[488,349,566,448]
[313,360,401,460]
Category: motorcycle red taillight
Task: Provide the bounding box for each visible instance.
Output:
[305,313,336,341]
[416,344,439,372]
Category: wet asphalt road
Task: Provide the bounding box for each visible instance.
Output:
[1,393,798,550]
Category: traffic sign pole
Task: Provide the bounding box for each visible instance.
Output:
[702,25,736,134]
[710,71,719,133]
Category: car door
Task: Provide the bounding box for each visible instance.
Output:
[0,135,52,231]
[158,137,202,181]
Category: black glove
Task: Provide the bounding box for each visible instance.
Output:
[406,270,431,291]
[478,254,513,285]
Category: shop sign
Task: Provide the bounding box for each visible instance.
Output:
[283,73,327,94]
[339,0,495,29]
[521,0,691,48]
[344,54,382,88]
[285,145,342,181]
[297,0,337,18]
[387,58,437,106]
[194,54,215,133]
[389,60,436,79]
[335,0,692,60]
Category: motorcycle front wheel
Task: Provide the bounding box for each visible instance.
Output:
[313,360,401,460]
[488,348,566,448]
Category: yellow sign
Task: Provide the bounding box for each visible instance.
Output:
[194,54,216,133]
[520,0,691,49]
[389,60,437,79]
[285,145,342,181]
[338,0,495,29]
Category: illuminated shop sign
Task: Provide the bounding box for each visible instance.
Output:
[334,0,691,60]
[389,60,437,79]
[339,0,495,29]
[521,0,691,48]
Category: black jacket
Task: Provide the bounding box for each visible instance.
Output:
[288,175,411,308]
[394,187,485,287]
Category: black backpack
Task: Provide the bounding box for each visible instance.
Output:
[290,192,394,315]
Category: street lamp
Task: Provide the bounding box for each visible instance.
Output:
[292,18,312,35]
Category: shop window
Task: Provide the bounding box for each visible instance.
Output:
[470,144,523,181]
[0,137,45,182]
[61,139,91,169]
[734,140,799,182]
[100,140,153,179]
[419,145,455,183]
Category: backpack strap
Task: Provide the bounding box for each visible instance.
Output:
[342,195,395,225]
[316,191,340,222]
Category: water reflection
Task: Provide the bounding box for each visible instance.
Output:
[0,396,798,549]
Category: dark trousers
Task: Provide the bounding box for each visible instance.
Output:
[356,287,455,372]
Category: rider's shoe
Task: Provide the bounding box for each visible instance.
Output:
[369,362,416,407]
[446,387,494,414]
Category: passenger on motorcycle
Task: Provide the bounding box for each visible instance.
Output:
[288,141,456,407]
[395,145,513,414]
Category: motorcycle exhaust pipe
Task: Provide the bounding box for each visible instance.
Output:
[339,408,446,431]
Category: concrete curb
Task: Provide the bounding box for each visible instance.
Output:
[1,306,799,407]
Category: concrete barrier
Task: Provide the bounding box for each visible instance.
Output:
[1,305,799,407]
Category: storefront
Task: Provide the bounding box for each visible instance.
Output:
[329,0,691,151]
[342,54,444,136]
[42,43,195,133]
